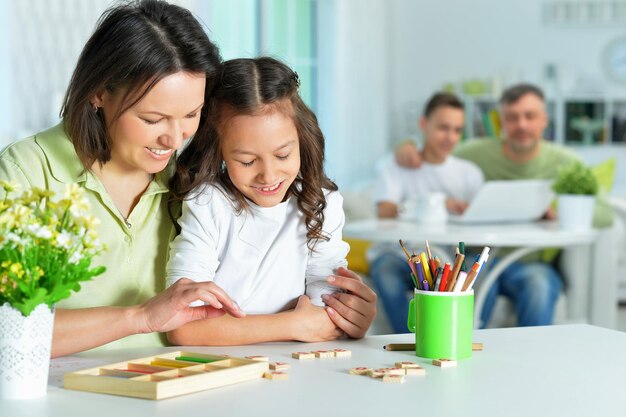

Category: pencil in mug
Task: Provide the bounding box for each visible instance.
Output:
[425,240,433,260]
[419,252,433,287]
[452,271,468,292]
[437,263,451,292]
[415,258,427,290]
[459,241,467,272]
[433,266,443,291]
[462,262,481,291]
[398,239,412,261]
[445,253,465,291]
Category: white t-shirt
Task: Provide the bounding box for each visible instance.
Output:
[373,154,484,206]
[166,185,349,314]
[368,154,484,261]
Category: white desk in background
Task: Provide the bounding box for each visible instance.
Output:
[343,219,617,328]
[2,325,625,417]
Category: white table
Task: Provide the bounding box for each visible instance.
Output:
[2,325,625,417]
[344,219,616,328]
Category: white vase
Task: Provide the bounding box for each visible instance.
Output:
[0,303,54,399]
[557,194,595,231]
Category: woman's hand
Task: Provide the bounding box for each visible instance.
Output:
[290,295,343,342]
[138,278,245,334]
[322,267,377,339]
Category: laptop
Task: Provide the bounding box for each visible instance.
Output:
[449,179,554,224]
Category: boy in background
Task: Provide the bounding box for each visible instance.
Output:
[369,92,483,333]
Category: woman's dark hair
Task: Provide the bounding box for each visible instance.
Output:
[61,0,221,169]
[171,57,337,250]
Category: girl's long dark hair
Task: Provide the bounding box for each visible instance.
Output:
[170,57,337,250]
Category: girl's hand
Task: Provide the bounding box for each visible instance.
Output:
[290,295,343,342]
[322,267,377,339]
[138,278,245,334]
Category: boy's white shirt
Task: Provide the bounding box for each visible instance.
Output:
[166,184,349,313]
[373,154,484,205]
[368,154,484,261]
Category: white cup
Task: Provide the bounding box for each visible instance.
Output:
[415,192,448,225]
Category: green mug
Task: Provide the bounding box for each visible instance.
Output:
[407,289,474,360]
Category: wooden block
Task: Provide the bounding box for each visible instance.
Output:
[472,342,484,351]
[245,356,269,362]
[367,369,386,378]
[291,351,315,360]
[382,374,405,384]
[313,350,335,358]
[432,359,457,368]
[332,348,352,358]
[269,362,291,371]
[395,361,420,369]
[349,367,372,375]
[63,351,268,400]
[404,367,426,376]
[263,371,289,381]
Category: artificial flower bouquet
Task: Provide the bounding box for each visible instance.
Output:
[0,181,106,316]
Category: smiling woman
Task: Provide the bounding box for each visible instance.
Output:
[0,0,245,358]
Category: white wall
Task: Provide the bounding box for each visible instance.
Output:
[388,0,626,140]
[0,0,12,146]
[316,0,390,189]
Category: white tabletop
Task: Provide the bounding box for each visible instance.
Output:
[343,219,596,247]
[3,325,625,417]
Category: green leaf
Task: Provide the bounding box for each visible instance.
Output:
[552,161,599,195]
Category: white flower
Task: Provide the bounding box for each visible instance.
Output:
[64,184,84,201]
[68,251,83,264]
[70,198,91,217]
[5,232,26,245]
[25,223,53,240]
[56,231,74,249]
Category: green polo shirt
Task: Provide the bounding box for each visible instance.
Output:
[0,123,173,350]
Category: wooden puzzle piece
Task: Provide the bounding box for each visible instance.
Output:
[432,359,457,368]
[472,343,484,351]
[332,348,352,358]
[245,356,269,362]
[404,367,426,376]
[349,367,372,375]
[367,369,386,378]
[269,362,291,371]
[263,371,289,381]
[291,351,315,359]
[313,350,335,358]
[382,374,405,384]
[394,361,420,369]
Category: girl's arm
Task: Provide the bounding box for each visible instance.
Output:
[167,295,342,346]
[322,267,377,339]
[52,278,244,357]
[306,191,377,338]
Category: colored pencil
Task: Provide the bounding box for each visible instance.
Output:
[446,253,465,291]
[399,239,412,260]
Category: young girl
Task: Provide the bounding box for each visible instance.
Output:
[166,57,376,345]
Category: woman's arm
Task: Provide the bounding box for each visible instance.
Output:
[167,295,342,346]
[52,278,245,357]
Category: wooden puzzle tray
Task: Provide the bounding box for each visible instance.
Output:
[63,351,268,400]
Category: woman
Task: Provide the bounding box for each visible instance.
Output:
[0,0,245,357]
